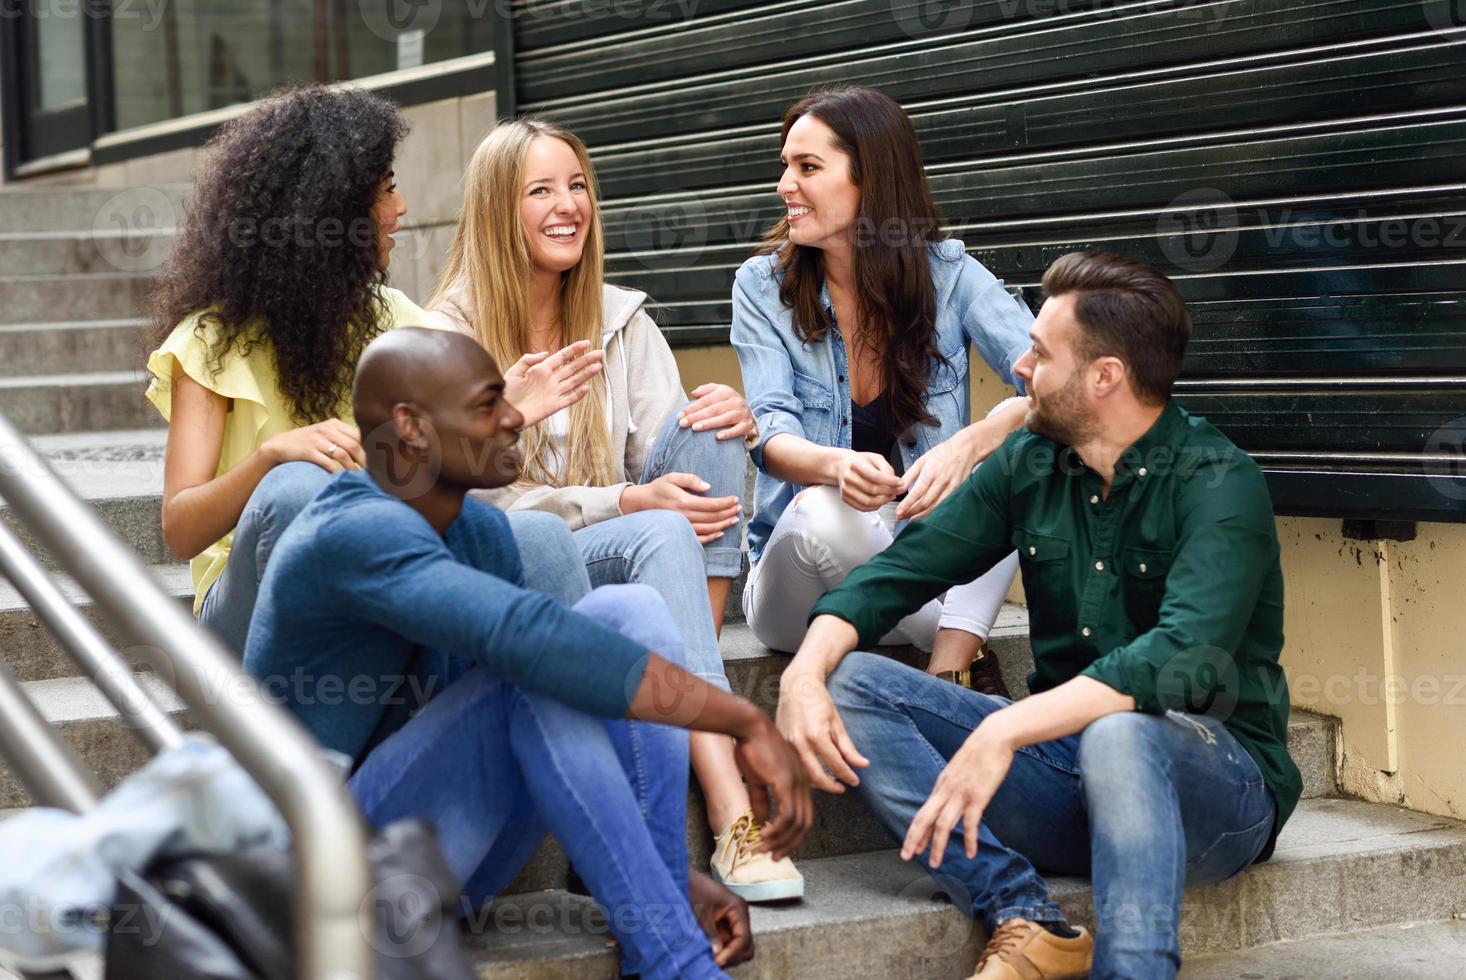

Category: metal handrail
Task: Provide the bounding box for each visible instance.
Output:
[0,416,374,980]
[0,660,100,812]
[0,521,184,753]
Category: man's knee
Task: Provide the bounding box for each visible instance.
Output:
[573,583,686,669]
[509,511,590,604]
[827,650,890,711]
[249,461,329,522]
[1078,712,1158,784]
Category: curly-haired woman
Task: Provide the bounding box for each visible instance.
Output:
[427,119,804,902]
[146,85,434,655]
[733,86,1031,695]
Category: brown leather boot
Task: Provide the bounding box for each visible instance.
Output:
[934,641,1011,699]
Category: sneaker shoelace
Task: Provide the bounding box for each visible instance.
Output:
[734,813,763,862]
[976,919,1034,969]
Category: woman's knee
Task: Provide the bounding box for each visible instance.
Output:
[616,508,704,564]
[784,485,882,571]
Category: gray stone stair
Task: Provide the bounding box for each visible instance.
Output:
[0,319,152,377]
[0,185,188,234]
[1181,918,1466,978]
[0,273,153,325]
[467,799,1466,978]
[0,370,160,434]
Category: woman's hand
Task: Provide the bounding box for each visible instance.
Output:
[502,340,604,428]
[620,472,741,543]
[261,418,364,472]
[836,451,902,512]
[677,383,756,441]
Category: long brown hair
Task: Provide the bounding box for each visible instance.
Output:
[759,85,944,436]
[430,119,617,488]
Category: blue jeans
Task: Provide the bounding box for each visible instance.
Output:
[200,461,330,656]
[829,652,1275,980]
[348,582,725,980]
[571,406,745,692]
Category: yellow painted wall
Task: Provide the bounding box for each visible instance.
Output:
[679,344,1466,821]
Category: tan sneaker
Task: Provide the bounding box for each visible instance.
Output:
[709,810,804,902]
[967,918,1093,979]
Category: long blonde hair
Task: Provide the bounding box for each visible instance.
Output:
[432,118,617,488]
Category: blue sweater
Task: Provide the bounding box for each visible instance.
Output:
[243,471,650,761]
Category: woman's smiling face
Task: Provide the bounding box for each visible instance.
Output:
[519,136,593,276]
[777,113,861,251]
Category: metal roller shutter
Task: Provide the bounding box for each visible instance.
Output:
[505,0,1466,521]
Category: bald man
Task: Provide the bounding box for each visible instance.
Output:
[244,329,811,980]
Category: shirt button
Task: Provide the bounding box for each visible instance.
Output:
[1138,467,1149,477]
[1090,495,1099,505]
[1081,627,1093,637]
[1095,561,1105,571]
[1028,546,1037,556]
[1139,562,1149,573]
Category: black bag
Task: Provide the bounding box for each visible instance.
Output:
[104,819,474,980]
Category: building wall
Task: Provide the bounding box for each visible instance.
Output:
[1,90,498,302]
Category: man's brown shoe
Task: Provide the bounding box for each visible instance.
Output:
[966,918,1093,979]
[935,641,1012,699]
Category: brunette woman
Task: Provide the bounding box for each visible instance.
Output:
[732,86,1031,695]
[427,119,803,901]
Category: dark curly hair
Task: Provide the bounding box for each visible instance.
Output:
[149,85,409,425]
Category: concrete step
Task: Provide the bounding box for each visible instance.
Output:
[0,563,193,682]
[0,371,162,434]
[0,185,189,234]
[466,798,1466,978]
[0,230,177,277]
[0,673,186,809]
[1182,917,1466,978]
[0,318,150,377]
[0,273,153,325]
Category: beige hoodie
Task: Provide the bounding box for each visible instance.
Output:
[429,279,688,529]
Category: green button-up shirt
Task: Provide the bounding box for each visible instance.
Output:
[811,401,1301,860]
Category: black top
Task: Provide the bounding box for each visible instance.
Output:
[851,394,904,476]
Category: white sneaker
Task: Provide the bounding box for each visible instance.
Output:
[709,810,805,902]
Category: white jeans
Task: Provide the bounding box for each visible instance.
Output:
[743,484,1020,653]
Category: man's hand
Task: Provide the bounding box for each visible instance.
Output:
[729,712,814,860]
[836,451,903,512]
[901,724,1016,869]
[688,869,754,967]
[895,432,980,521]
[678,383,757,441]
[775,667,869,794]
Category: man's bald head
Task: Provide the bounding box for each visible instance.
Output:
[353,327,499,433]
[353,328,525,499]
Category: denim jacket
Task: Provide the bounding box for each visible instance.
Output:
[731,239,1034,562]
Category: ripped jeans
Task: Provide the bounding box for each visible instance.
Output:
[828,652,1275,980]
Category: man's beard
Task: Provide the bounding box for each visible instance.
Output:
[1025,369,1099,448]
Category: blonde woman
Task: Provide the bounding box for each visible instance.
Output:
[428,119,802,901]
